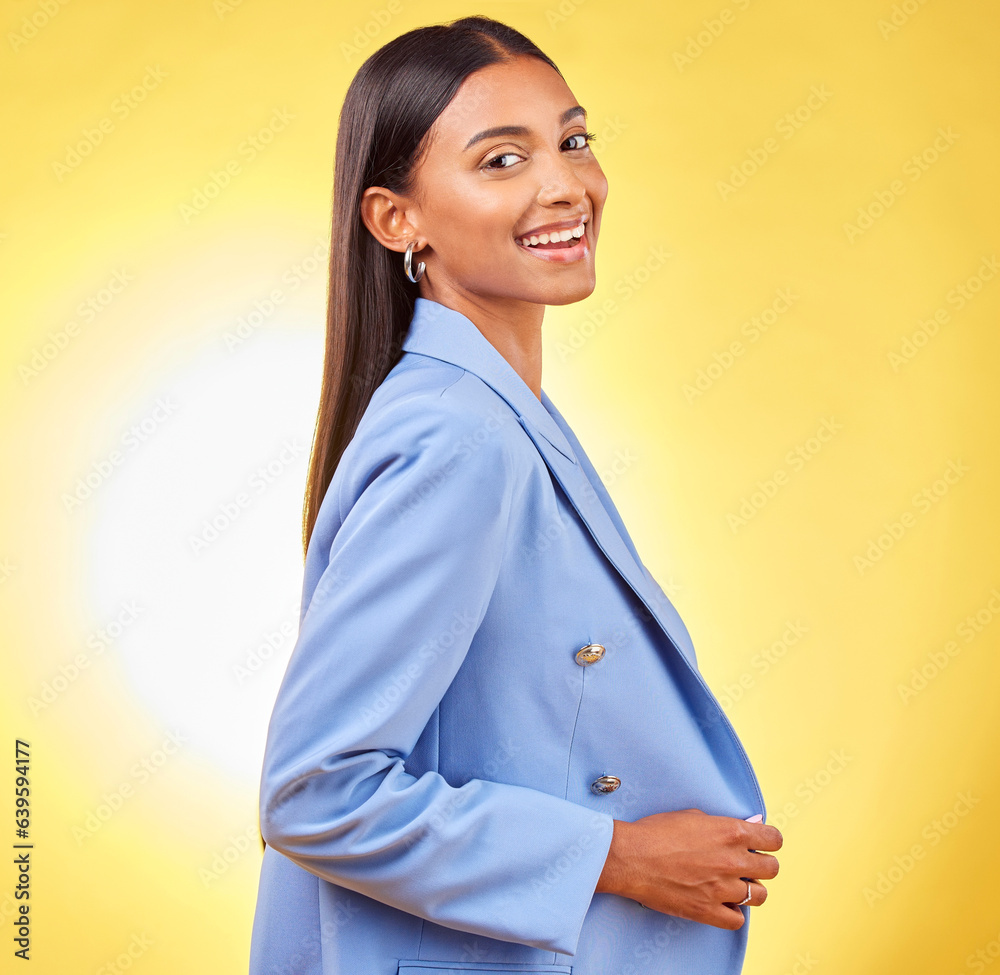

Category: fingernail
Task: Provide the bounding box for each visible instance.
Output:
[745,814,763,823]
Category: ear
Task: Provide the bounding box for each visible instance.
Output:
[360,187,422,253]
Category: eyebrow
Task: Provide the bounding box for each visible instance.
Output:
[463,105,587,151]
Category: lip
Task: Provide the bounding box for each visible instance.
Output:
[515,224,590,264]
[514,214,589,242]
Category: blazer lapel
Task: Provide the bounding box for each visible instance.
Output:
[540,389,646,571]
[401,298,697,669]
[514,414,701,669]
[401,298,578,462]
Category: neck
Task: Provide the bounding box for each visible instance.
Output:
[420,285,545,400]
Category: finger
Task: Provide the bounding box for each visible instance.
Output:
[724,878,754,908]
[638,900,746,932]
[746,823,783,851]
[713,904,748,930]
[744,879,768,905]
[731,849,779,880]
[725,880,766,909]
[745,850,780,880]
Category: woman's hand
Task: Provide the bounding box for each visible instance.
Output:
[594,809,782,929]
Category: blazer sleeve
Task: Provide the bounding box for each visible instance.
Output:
[258,389,616,956]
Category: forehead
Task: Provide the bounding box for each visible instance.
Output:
[428,56,577,147]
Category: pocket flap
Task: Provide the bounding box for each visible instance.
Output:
[398,962,572,974]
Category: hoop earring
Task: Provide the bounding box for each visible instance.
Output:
[403,240,425,284]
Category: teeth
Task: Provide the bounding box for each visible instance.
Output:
[518,220,586,247]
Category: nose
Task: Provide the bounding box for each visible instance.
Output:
[535,146,588,208]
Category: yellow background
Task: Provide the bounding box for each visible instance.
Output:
[2,0,998,972]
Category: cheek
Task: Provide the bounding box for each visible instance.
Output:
[435,200,520,256]
[589,168,609,208]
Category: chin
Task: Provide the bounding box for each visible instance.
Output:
[539,274,598,307]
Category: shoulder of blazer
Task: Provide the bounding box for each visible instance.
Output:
[353,350,526,455]
[328,355,524,526]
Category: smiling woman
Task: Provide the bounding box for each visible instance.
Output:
[395,87,599,277]
[249,15,781,975]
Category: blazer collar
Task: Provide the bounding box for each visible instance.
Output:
[402,298,578,465]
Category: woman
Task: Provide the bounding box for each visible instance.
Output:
[250,15,781,975]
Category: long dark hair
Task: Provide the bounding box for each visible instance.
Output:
[300,15,562,556]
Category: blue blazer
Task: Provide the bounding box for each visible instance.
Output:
[250,297,767,975]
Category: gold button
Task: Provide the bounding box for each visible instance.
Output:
[575,643,606,666]
[590,775,621,795]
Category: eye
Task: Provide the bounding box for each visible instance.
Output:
[482,132,597,170]
[482,151,523,171]
[565,131,597,151]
